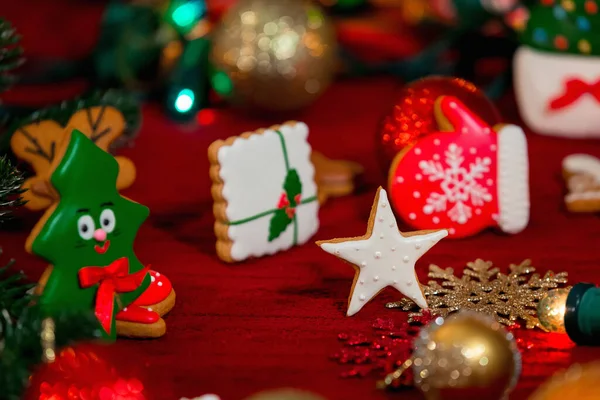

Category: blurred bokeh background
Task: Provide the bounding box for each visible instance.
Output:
[0,0,525,124]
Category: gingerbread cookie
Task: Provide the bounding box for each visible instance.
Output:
[311,151,363,203]
[25,129,174,341]
[209,121,320,262]
[514,1,600,138]
[11,104,136,211]
[563,154,600,212]
[317,187,447,316]
[35,266,176,337]
[388,95,530,238]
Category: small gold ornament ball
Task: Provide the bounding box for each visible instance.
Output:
[244,388,327,400]
[529,362,600,400]
[210,0,337,112]
[412,312,521,400]
[537,288,569,333]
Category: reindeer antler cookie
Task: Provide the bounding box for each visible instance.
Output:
[11,105,136,210]
[563,154,600,213]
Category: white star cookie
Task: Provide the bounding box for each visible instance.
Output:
[317,187,448,316]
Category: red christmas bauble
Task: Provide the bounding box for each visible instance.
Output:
[376,76,502,171]
[26,344,147,400]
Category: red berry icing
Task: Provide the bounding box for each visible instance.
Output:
[388,96,500,238]
[128,270,172,306]
[116,305,160,324]
[277,193,301,220]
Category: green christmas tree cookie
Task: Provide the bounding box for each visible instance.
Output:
[514,0,600,138]
[519,0,600,56]
[25,130,155,342]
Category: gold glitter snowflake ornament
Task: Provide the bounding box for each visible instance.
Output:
[386,259,569,330]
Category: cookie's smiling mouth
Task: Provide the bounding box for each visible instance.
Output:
[94,240,111,254]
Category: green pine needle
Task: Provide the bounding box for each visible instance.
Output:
[0,253,101,399]
[0,19,24,94]
[0,259,102,400]
[0,156,25,221]
[0,304,102,400]
[0,254,34,316]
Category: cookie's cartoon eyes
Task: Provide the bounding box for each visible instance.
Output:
[77,215,95,240]
[100,209,116,233]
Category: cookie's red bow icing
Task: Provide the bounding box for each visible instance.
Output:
[78,258,149,334]
[277,193,302,219]
[548,78,600,111]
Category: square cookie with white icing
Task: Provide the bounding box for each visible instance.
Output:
[209,121,320,262]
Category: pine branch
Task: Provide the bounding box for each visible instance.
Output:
[0,156,24,221]
[0,256,34,316]
[0,19,24,94]
[0,305,101,400]
[0,255,101,399]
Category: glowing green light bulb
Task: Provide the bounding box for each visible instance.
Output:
[211,71,233,96]
[171,1,205,30]
[174,89,195,113]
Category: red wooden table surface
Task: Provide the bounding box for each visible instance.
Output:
[2,77,600,399]
[3,1,600,398]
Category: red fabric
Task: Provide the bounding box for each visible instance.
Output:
[3,2,600,400]
[3,79,600,399]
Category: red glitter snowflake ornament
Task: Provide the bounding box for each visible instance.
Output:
[376,76,502,171]
[331,318,427,382]
[387,96,530,238]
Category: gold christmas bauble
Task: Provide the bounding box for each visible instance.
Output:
[537,288,569,333]
[244,389,327,400]
[412,312,521,400]
[210,0,337,112]
[528,362,600,400]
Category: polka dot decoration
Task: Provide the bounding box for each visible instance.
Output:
[521,0,600,56]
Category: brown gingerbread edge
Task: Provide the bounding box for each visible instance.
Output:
[564,197,600,213]
[316,187,440,314]
[208,121,319,263]
[433,95,455,132]
[562,166,600,213]
[141,289,176,317]
[560,157,600,182]
[116,318,166,338]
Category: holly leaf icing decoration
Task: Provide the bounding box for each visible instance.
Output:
[25,129,150,341]
[268,208,293,242]
[284,169,302,206]
[267,169,303,241]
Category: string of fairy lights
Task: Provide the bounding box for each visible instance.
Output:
[163,0,212,120]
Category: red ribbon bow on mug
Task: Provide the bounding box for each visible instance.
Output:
[78,258,149,334]
[548,78,600,111]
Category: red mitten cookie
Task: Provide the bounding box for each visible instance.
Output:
[387,96,529,238]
